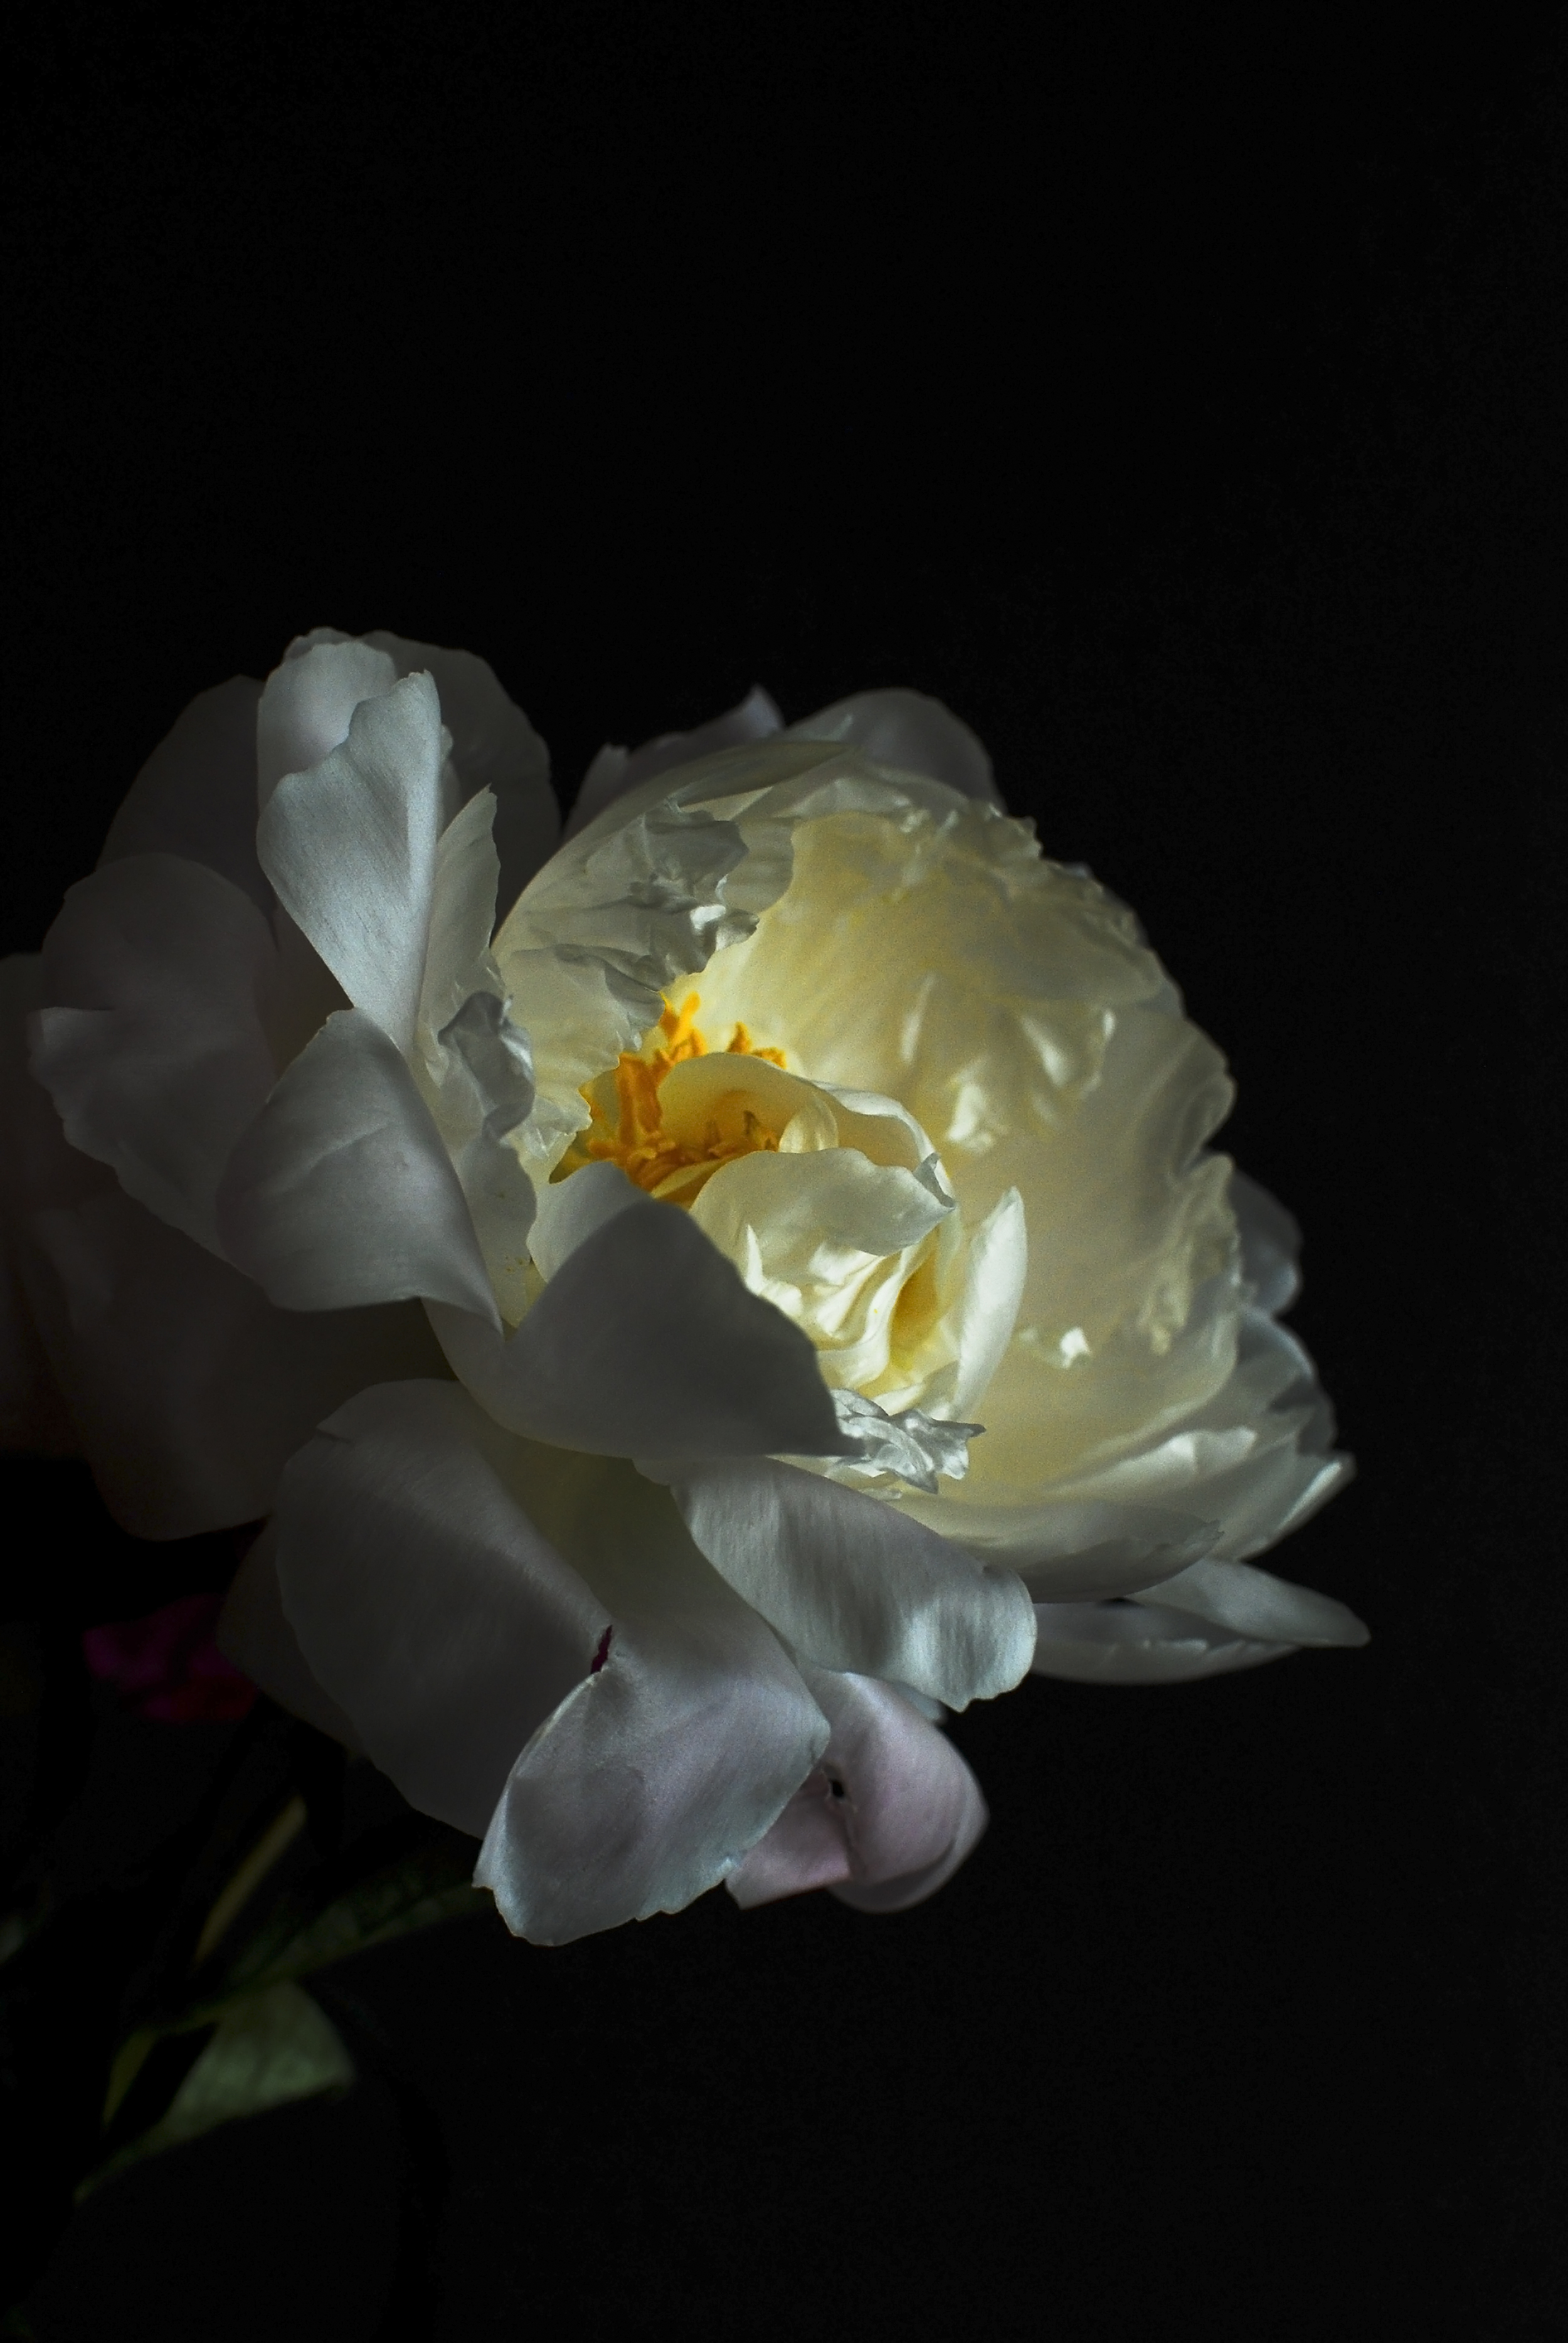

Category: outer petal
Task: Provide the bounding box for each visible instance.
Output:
[362,629,559,906]
[0,957,78,1454]
[272,1382,608,1835]
[31,855,278,1256]
[256,635,399,810]
[1030,1598,1294,1684]
[18,1185,445,1537]
[257,671,443,1053]
[1130,1554,1367,1647]
[217,1524,364,1748]
[563,684,783,842]
[216,1009,499,1322]
[100,676,271,914]
[429,1179,847,1458]
[644,1455,1036,1709]
[474,1440,830,1945]
[785,687,1004,809]
[728,1666,988,1913]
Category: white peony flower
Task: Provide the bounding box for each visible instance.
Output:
[0,629,1364,1944]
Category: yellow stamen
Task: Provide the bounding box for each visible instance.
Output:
[554,993,788,1199]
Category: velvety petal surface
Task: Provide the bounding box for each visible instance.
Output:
[217,1009,499,1320]
[643,1454,1036,1708]
[474,1441,830,1944]
[33,855,278,1254]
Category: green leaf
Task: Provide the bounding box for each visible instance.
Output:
[223,1834,487,1995]
[77,1983,353,2200]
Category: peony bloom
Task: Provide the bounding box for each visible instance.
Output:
[1,630,1363,1943]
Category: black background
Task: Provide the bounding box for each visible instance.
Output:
[3,4,1565,2336]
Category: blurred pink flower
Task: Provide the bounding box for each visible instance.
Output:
[82,1592,257,1723]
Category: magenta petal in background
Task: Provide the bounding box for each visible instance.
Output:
[82,1590,258,1723]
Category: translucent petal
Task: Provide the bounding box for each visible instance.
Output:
[784,686,1004,808]
[1030,1599,1295,1684]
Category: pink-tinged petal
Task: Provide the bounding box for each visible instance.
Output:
[257,671,443,1054]
[728,1669,987,1913]
[427,1188,846,1458]
[32,855,278,1255]
[361,631,559,906]
[99,676,271,915]
[272,1383,607,1834]
[784,688,1004,808]
[17,1182,445,1539]
[474,1441,829,1943]
[83,1591,257,1724]
[217,1009,499,1322]
[563,685,783,842]
[1030,1598,1296,1683]
[218,1524,363,1748]
[644,1455,1036,1709]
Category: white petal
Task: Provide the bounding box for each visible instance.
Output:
[644,1455,1036,1709]
[1030,1599,1294,1684]
[939,1184,1027,1417]
[526,1157,643,1282]
[899,1487,1222,1598]
[729,1666,987,1913]
[474,1438,829,1943]
[216,1524,364,1748]
[428,1187,846,1457]
[785,686,1004,807]
[1131,1554,1368,1647]
[361,629,558,907]
[563,684,783,842]
[216,1008,499,1321]
[100,676,271,914]
[18,1184,446,1537]
[1231,1167,1302,1314]
[416,787,505,1044]
[0,956,78,1455]
[274,1381,609,1836]
[31,855,277,1255]
[258,671,443,1053]
[256,635,399,810]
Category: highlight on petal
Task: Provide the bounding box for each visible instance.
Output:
[785,687,1004,809]
[273,1381,609,1837]
[474,1440,830,1944]
[642,1453,1037,1709]
[32,854,278,1255]
[100,676,271,914]
[258,671,443,1053]
[1030,1598,1295,1684]
[428,1184,847,1458]
[216,1009,499,1322]
[256,635,399,810]
[728,1666,988,1914]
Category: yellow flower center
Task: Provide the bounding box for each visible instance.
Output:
[555,994,788,1201]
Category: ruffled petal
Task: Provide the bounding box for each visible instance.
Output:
[1030,1598,1295,1684]
[216,1009,499,1321]
[728,1666,987,1913]
[100,676,271,914]
[474,1440,830,1944]
[18,1184,445,1537]
[785,687,1004,808]
[642,1454,1036,1709]
[428,1182,847,1457]
[563,684,783,842]
[258,671,443,1053]
[32,855,278,1254]
[1130,1554,1368,1647]
[273,1381,608,1836]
